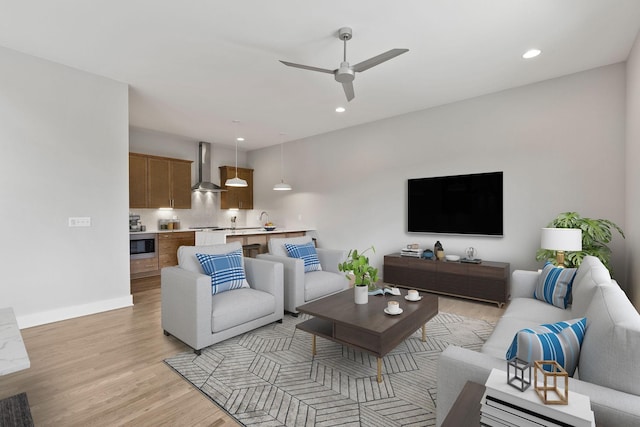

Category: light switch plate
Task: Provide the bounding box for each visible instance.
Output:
[68,217,91,227]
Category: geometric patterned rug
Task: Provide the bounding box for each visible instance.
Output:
[164,311,495,427]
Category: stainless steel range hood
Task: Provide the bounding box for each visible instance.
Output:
[192,141,226,192]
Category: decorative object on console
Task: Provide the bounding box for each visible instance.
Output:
[445,254,460,262]
[422,249,434,259]
[465,246,476,259]
[434,240,445,260]
[536,211,624,273]
[534,360,569,405]
[338,246,379,304]
[507,357,531,392]
[540,227,582,268]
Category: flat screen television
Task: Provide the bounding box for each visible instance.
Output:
[408,171,503,236]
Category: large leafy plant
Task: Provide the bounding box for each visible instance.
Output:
[338,246,379,290]
[536,211,624,272]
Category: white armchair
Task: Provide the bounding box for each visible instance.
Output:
[257,236,349,316]
[161,241,284,354]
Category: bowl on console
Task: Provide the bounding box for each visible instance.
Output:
[445,254,461,262]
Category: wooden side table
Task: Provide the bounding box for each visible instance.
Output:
[440,381,485,427]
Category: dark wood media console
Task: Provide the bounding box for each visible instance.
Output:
[383,254,510,307]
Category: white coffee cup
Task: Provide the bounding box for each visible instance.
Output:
[408,290,419,300]
[387,301,400,313]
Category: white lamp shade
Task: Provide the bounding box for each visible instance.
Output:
[541,228,582,251]
[225,176,248,187]
[273,181,292,191]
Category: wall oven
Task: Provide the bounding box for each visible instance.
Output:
[130,233,157,260]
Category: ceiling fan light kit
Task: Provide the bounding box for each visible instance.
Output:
[280,27,408,102]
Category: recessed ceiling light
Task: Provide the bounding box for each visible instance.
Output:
[335,107,346,113]
[522,49,542,59]
[236,137,245,142]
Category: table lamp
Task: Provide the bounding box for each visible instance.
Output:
[541,228,582,267]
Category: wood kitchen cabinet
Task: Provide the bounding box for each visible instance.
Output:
[219,166,253,209]
[158,231,196,269]
[129,153,192,209]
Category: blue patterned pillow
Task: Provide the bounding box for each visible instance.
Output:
[533,262,577,309]
[514,317,587,376]
[506,317,587,376]
[284,242,322,273]
[195,249,249,295]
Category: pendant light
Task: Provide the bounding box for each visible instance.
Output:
[273,135,292,191]
[225,121,248,188]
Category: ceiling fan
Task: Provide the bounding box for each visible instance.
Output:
[280,27,409,102]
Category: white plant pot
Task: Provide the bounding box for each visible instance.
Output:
[354,286,368,304]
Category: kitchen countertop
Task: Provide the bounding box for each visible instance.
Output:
[130,227,312,235]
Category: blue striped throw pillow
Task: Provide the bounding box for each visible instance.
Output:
[533,262,577,309]
[196,249,249,295]
[515,317,587,376]
[284,242,322,273]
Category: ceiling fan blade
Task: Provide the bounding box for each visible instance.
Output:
[352,48,409,73]
[279,60,335,74]
[342,81,355,102]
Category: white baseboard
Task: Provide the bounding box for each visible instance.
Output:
[16,295,134,329]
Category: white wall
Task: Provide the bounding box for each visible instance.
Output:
[128,127,250,229]
[626,30,640,306]
[0,46,132,328]
[250,64,627,282]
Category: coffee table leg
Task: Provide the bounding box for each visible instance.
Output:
[422,324,426,342]
[377,357,382,383]
[312,334,316,356]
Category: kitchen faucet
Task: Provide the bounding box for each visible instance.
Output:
[259,211,269,224]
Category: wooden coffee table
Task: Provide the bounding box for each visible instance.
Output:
[295,287,438,382]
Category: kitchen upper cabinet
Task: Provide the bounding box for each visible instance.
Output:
[220,166,253,209]
[129,153,148,209]
[129,153,192,209]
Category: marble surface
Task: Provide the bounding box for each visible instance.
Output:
[0,307,30,375]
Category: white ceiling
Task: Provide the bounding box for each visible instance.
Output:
[1,1,640,150]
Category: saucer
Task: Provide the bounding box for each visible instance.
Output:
[404,295,422,301]
[384,308,403,315]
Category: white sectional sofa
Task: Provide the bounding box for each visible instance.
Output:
[437,256,640,427]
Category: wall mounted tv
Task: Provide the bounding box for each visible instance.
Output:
[408,171,503,236]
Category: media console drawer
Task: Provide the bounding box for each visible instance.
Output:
[383,254,510,307]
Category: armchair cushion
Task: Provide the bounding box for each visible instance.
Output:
[196,249,249,294]
[178,241,245,274]
[305,270,350,301]
[284,241,322,272]
[211,288,276,333]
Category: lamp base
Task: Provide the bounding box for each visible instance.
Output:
[555,250,566,268]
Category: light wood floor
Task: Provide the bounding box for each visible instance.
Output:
[1,280,505,426]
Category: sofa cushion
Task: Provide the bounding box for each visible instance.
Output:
[533,262,576,309]
[196,249,250,295]
[500,298,576,323]
[268,236,313,257]
[511,318,586,377]
[210,288,276,333]
[304,270,348,302]
[571,255,612,316]
[285,241,322,272]
[178,241,244,274]
[505,317,585,360]
[579,284,640,395]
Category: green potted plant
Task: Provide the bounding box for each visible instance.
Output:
[536,211,624,273]
[339,246,379,304]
